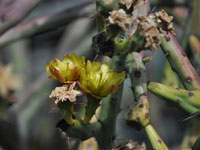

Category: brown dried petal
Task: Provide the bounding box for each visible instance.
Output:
[108,9,133,30]
[155,9,175,35]
[156,9,173,23]
[144,27,161,50]
[138,16,157,30]
[137,9,175,48]
[49,82,82,104]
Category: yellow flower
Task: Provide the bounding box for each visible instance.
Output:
[46,53,85,83]
[78,61,125,99]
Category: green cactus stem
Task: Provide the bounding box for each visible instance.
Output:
[161,62,182,88]
[57,101,74,125]
[125,96,150,130]
[113,36,132,54]
[145,124,168,150]
[161,34,200,150]
[83,94,100,124]
[96,88,124,149]
[94,54,126,149]
[125,52,147,101]
[161,33,200,90]
[57,119,101,140]
[124,52,168,149]
[148,82,200,114]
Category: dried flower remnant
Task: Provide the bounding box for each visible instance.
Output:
[0,64,21,98]
[155,9,175,35]
[50,82,82,104]
[78,61,125,99]
[108,9,133,31]
[137,16,157,30]
[138,16,161,50]
[144,27,161,50]
[46,53,85,83]
[137,9,175,50]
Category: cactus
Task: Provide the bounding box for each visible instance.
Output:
[148,82,200,114]
[161,62,182,88]
[41,0,200,149]
[145,124,168,150]
[124,52,168,149]
[161,33,200,90]
[161,32,200,149]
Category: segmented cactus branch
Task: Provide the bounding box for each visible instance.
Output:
[83,95,100,124]
[145,124,168,150]
[161,33,200,90]
[95,54,126,149]
[161,33,200,150]
[148,82,200,114]
[126,96,150,130]
[125,52,168,149]
[57,120,101,140]
[125,52,147,101]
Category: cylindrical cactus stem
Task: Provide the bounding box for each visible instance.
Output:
[161,62,182,88]
[125,52,147,101]
[148,82,200,114]
[57,119,101,140]
[57,101,74,125]
[94,55,126,149]
[124,52,169,149]
[161,33,200,149]
[125,96,150,130]
[161,33,200,90]
[145,124,168,150]
[83,94,100,124]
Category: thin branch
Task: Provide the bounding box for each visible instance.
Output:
[0,0,44,35]
[0,1,93,48]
